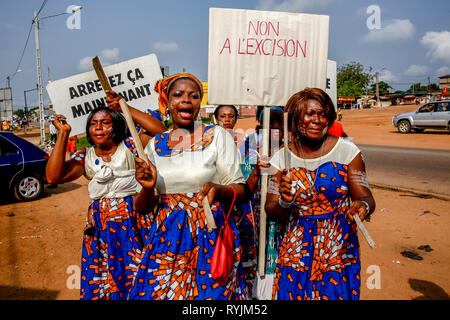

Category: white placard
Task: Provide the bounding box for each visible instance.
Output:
[46,53,162,136]
[208,8,329,106]
[326,59,337,110]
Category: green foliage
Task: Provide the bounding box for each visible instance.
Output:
[14,109,25,118]
[337,62,374,97]
[76,135,92,149]
[407,82,439,92]
[369,81,393,95]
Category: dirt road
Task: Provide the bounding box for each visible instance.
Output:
[1,104,449,300]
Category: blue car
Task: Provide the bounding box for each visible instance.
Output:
[0,131,49,201]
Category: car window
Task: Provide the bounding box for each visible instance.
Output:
[435,102,449,112]
[418,104,435,113]
[0,136,19,157]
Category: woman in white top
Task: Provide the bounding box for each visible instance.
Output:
[45,106,164,300]
[265,88,376,300]
[128,73,248,300]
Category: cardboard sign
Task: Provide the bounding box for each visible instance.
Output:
[326,60,337,110]
[46,54,162,136]
[208,8,329,106]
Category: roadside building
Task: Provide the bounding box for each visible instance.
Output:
[438,74,450,99]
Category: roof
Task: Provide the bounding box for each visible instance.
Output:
[438,74,450,78]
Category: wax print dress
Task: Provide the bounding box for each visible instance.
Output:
[128,124,248,300]
[269,138,362,300]
[73,139,152,300]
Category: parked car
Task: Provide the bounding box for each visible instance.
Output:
[0,131,49,201]
[392,100,450,133]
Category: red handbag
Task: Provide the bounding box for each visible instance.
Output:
[211,186,236,286]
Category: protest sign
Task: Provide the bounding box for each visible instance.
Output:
[46,53,162,136]
[326,59,337,110]
[208,8,329,106]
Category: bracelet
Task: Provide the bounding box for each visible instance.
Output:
[360,200,371,221]
[360,200,370,214]
[278,196,295,209]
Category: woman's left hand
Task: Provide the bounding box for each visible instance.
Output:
[347,200,369,223]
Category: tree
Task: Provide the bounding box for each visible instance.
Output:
[407,82,440,92]
[369,81,393,95]
[14,109,25,118]
[337,62,374,97]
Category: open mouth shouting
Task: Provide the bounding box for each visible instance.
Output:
[178,106,195,121]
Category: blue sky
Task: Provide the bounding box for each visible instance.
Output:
[1,0,450,110]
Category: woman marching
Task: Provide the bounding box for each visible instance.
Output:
[45,104,165,300]
[128,73,248,300]
[265,88,375,300]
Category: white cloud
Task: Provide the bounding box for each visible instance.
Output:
[362,19,415,43]
[437,66,450,76]
[404,64,429,77]
[78,48,120,72]
[379,69,399,83]
[152,42,180,53]
[256,0,334,12]
[421,31,450,64]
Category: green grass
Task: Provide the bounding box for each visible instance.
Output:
[76,136,92,149]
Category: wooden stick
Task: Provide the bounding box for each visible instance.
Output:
[283,112,289,177]
[258,106,271,276]
[203,197,217,232]
[354,214,376,248]
[92,56,147,163]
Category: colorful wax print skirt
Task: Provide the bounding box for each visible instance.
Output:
[80,196,152,300]
[128,193,248,300]
[272,212,361,300]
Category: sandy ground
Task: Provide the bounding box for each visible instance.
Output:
[0,104,449,300]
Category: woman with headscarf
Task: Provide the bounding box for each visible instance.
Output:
[265,88,375,300]
[128,73,248,300]
[45,106,165,300]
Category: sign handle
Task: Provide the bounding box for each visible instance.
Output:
[92,56,147,163]
[258,106,271,276]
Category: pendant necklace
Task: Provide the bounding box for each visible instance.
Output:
[299,136,326,197]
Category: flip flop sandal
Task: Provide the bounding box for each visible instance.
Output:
[418,245,433,252]
[401,250,423,260]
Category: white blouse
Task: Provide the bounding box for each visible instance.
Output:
[143,123,245,194]
[270,137,360,172]
[84,141,138,200]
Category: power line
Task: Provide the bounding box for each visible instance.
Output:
[36,0,49,18]
[11,22,33,78]
[7,0,49,81]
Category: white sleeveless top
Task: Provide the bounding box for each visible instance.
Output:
[84,141,138,200]
[270,137,360,172]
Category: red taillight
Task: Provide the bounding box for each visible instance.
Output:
[43,155,49,159]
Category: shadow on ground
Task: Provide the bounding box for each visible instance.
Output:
[0,286,59,300]
[0,182,82,206]
[409,279,450,300]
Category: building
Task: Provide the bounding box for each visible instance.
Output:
[439,74,450,91]
[439,74,450,98]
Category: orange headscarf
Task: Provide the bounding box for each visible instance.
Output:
[154,72,203,117]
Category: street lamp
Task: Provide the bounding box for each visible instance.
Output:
[33,6,82,145]
[6,69,22,88]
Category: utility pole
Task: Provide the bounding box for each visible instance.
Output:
[376,71,380,108]
[7,76,10,88]
[34,11,45,145]
[24,85,38,118]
